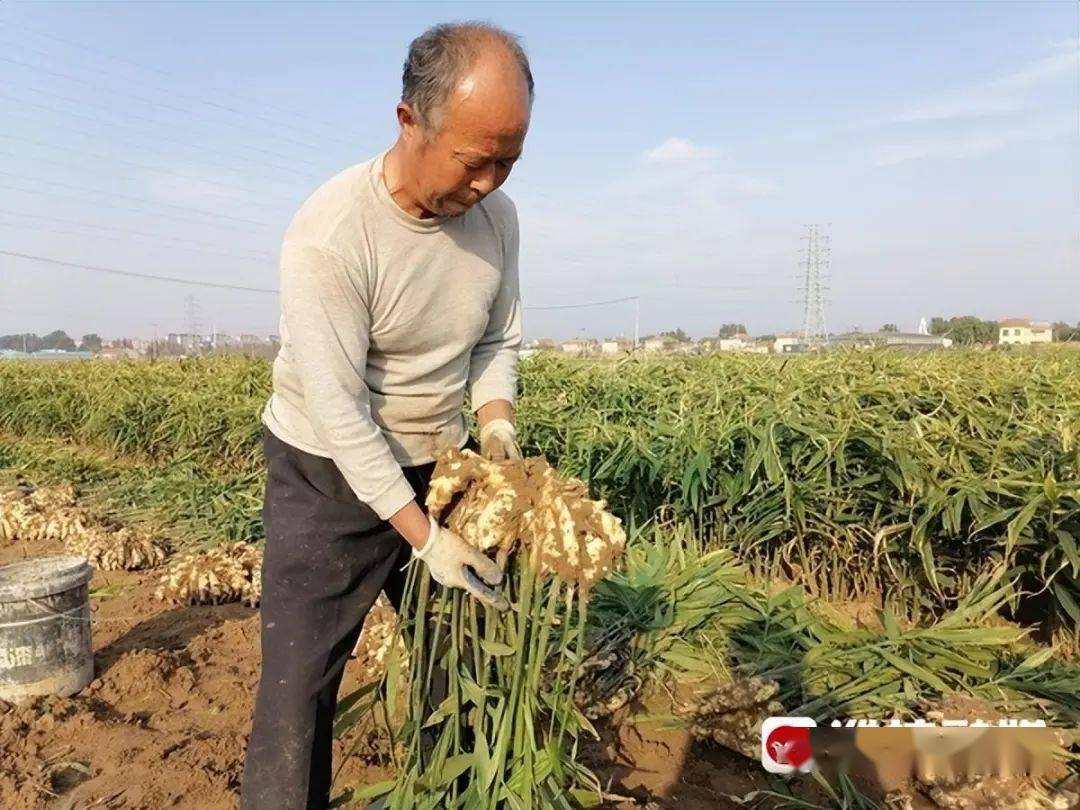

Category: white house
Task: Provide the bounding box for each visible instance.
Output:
[773,332,802,353]
[717,333,753,352]
[999,319,1053,345]
[601,338,633,355]
[642,336,675,353]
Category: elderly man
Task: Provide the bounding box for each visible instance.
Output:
[241,22,531,810]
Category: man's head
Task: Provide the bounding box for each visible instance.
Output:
[395,22,533,217]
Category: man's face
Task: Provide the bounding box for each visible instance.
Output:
[400,56,530,217]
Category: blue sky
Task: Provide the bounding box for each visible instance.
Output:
[0,1,1076,341]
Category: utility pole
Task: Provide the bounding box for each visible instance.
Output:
[633,297,640,349]
[184,295,202,355]
[799,225,830,345]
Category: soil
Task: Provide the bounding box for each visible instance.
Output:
[2,530,1070,810]
[0,531,395,810]
[0,530,798,810]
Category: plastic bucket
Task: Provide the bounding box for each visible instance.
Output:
[0,555,93,703]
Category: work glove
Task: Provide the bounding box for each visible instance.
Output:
[479,418,522,463]
[414,517,509,611]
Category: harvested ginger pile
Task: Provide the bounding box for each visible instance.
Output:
[155,542,262,606]
[1,483,169,571]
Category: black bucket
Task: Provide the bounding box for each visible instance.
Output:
[0,555,93,703]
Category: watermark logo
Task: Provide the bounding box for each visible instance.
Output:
[761,716,816,774]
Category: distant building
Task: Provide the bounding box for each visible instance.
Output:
[559,339,595,357]
[773,332,802,353]
[601,338,633,355]
[717,333,753,352]
[998,318,1053,346]
[20,350,95,361]
[642,336,676,353]
[240,334,262,345]
[167,333,202,351]
[833,331,952,350]
[99,346,140,360]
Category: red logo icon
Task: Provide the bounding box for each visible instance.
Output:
[761,717,817,773]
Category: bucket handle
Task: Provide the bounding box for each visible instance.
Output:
[0,597,90,629]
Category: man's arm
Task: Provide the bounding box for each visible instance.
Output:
[281,242,416,524]
[476,399,514,430]
[388,501,431,549]
[469,201,522,457]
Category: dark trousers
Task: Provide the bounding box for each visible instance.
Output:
[240,428,437,810]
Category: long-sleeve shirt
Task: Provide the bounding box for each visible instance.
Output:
[262,150,522,519]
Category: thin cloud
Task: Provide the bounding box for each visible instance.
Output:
[892,47,1078,124]
[871,127,1045,167]
[640,138,775,195]
[644,137,721,164]
[871,43,1077,167]
[143,168,251,208]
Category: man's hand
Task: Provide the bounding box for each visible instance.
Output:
[414,517,509,610]
[479,418,522,462]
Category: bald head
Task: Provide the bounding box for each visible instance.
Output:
[402,22,533,135]
[387,22,533,219]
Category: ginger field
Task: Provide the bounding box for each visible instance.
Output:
[1,349,1078,808]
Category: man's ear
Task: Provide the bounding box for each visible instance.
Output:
[397,102,422,142]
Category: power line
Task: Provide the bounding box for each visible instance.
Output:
[0,136,295,207]
[3,81,325,168]
[0,172,280,229]
[0,250,279,293]
[0,211,273,263]
[2,98,317,182]
[523,296,639,311]
[0,182,279,238]
[0,21,358,143]
[524,296,641,344]
[0,55,347,155]
[1,111,310,191]
[0,209,273,257]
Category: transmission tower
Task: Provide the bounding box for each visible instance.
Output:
[184,294,202,337]
[799,225,830,344]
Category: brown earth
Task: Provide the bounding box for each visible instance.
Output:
[0,532,395,810]
[0,530,800,810]
[4,529,1069,810]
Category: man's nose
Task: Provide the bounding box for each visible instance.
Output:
[470,164,498,196]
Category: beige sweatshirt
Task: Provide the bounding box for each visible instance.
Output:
[262,150,522,519]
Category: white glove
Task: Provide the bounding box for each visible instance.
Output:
[479,418,522,463]
[414,517,509,611]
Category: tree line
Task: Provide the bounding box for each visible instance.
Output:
[0,331,103,353]
[927,317,1080,344]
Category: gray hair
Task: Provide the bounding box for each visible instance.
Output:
[402,22,534,134]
